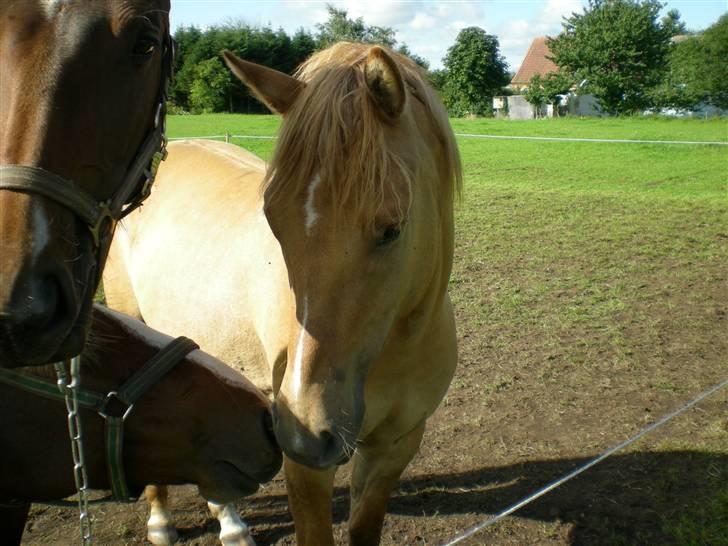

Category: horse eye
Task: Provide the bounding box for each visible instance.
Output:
[133,38,157,58]
[376,225,401,248]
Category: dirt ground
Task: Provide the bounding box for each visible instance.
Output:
[20,188,728,545]
[21,273,728,545]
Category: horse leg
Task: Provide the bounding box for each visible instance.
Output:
[145,485,178,545]
[284,456,337,546]
[348,420,426,546]
[0,503,30,545]
[207,501,256,546]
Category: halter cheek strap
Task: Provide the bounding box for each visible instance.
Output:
[0,36,174,251]
[0,100,167,248]
[0,336,199,502]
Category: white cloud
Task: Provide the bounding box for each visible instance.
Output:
[339,0,422,27]
[448,20,470,32]
[410,12,436,30]
[540,0,583,26]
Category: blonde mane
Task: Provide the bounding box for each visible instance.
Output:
[264,42,461,225]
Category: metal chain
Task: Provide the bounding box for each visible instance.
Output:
[54,356,93,545]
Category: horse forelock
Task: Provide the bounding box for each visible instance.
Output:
[264,42,461,228]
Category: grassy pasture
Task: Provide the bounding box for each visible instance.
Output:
[165,114,727,544]
[30,116,727,544]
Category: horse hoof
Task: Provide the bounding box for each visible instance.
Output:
[147,524,179,545]
[220,528,256,546]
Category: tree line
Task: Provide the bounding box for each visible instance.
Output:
[170,6,429,114]
[171,1,726,117]
[540,0,728,115]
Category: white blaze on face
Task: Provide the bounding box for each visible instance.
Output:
[290,295,311,401]
[31,202,51,257]
[304,174,322,235]
[40,0,70,18]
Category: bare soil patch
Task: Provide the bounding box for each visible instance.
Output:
[22,261,727,545]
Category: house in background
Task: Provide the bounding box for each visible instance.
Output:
[510,36,559,90]
[495,36,601,119]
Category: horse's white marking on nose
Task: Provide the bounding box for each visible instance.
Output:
[40,0,70,18]
[304,174,322,235]
[32,202,51,257]
[290,295,310,401]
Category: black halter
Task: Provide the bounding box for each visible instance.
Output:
[0,34,176,276]
[0,336,199,502]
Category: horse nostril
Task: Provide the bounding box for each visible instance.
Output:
[318,429,341,464]
[17,273,64,331]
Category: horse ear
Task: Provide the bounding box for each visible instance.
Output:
[364,46,406,120]
[222,50,304,115]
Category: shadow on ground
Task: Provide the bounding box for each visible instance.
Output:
[231,450,726,545]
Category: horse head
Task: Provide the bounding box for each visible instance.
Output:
[0,0,172,367]
[0,305,281,505]
[86,308,282,503]
[224,43,461,468]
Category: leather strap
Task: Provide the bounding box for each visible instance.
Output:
[0,166,109,233]
[0,335,199,502]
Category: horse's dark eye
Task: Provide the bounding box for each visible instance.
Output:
[133,38,157,58]
[376,225,401,248]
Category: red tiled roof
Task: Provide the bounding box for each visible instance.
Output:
[511,36,559,86]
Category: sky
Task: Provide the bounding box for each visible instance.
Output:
[169,0,727,71]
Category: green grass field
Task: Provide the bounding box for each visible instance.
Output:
[163,114,727,544]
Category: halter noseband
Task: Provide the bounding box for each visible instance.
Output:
[0,336,199,502]
[0,35,175,252]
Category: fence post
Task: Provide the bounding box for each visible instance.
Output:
[225,132,230,143]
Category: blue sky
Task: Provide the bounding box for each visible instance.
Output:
[170,1,727,71]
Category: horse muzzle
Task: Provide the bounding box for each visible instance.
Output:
[272,399,362,469]
[0,262,92,368]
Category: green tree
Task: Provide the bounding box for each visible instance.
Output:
[523,74,548,117]
[314,6,428,71]
[541,72,573,115]
[396,43,429,70]
[651,14,728,110]
[661,8,687,37]
[291,28,317,66]
[441,27,510,117]
[524,72,572,116]
[316,5,395,48]
[548,0,671,114]
[189,57,233,113]
[698,14,728,109]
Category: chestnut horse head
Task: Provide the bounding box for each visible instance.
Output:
[0,0,172,367]
[0,305,281,510]
[224,43,461,468]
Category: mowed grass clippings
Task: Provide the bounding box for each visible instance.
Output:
[30,116,727,545]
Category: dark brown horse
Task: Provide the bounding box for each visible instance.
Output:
[0,0,173,368]
[0,304,282,545]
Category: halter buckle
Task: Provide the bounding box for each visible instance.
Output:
[139,149,167,200]
[98,391,134,421]
[88,201,114,248]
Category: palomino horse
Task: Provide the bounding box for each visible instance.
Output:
[0,0,173,368]
[0,304,282,545]
[104,42,461,545]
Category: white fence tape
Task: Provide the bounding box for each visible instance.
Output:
[439,376,728,545]
[167,134,728,146]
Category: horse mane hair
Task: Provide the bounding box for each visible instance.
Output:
[263,42,462,227]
